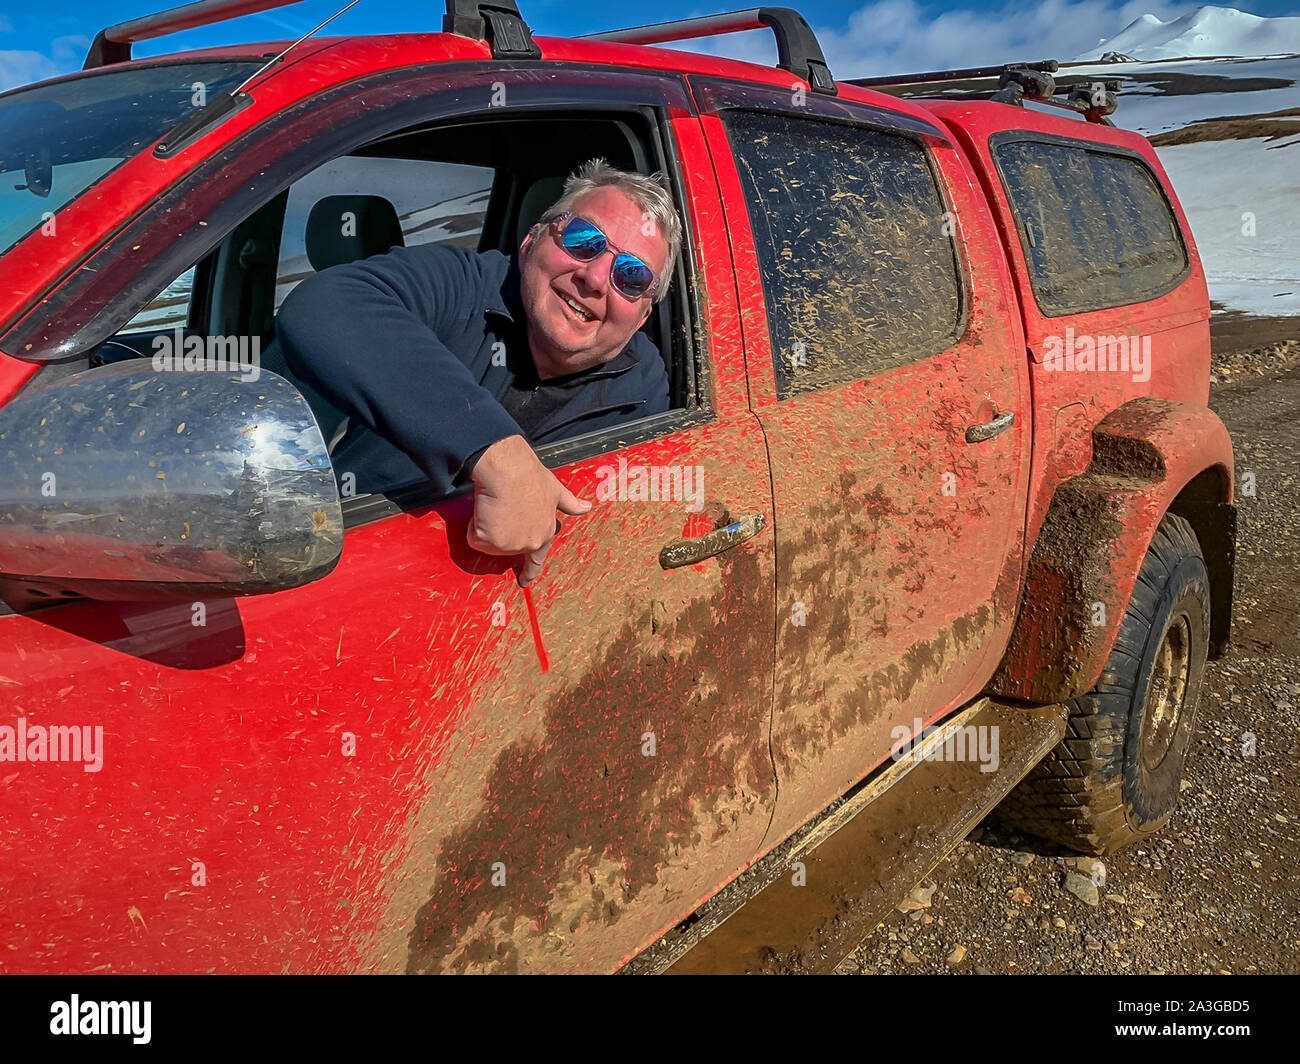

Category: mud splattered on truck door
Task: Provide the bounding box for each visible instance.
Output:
[696,83,1034,845]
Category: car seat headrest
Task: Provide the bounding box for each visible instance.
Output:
[515,176,567,247]
[305,195,404,272]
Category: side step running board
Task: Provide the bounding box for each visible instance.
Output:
[662,698,1068,974]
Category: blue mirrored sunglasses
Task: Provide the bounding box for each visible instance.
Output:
[550,212,659,301]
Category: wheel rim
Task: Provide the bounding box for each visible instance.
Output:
[1140,612,1192,772]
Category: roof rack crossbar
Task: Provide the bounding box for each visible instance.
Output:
[848,60,1057,89]
[852,63,1122,124]
[583,7,837,95]
[84,0,309,69]
[880,87,1118,125]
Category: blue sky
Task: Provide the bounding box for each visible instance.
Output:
[2,0,1298,89]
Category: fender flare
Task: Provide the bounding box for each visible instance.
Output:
[987,396,1236,704]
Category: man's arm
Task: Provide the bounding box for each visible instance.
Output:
[274,245,520,496]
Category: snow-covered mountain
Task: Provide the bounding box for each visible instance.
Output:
[1077,6,1300,62]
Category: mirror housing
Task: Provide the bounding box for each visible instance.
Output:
[0,362,343,604]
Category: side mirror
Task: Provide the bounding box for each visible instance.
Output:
[0,362,342,604]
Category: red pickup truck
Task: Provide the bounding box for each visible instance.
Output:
[0,2,1235,974]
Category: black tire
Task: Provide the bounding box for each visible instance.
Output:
[995,513,1211,855]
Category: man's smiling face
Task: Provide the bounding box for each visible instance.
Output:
[518,186,668,379]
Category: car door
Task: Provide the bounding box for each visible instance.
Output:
[692,78,1032,845]
[0,65,776,974]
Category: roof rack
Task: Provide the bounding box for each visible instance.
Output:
[583,7,837,96]
[84,0,309,69]
[848,61,1120,124]
[443,0,539,59]
[850,59,1058,88]
[84,0,540,70]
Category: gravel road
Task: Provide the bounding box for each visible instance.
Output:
[840,320,1300,976]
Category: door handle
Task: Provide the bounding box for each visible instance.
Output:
[966,410,1015,443]
[659,513,766,570]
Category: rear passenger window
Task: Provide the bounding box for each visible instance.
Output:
[993,138,1188,316]
[724,109,962,397]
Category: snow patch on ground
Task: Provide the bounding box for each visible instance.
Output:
[1154,136,1300,316]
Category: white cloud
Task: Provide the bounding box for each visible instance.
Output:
[0,34,88,93]
[675,0,1201,78]
[0,50,64,92]
[51,35,92,63]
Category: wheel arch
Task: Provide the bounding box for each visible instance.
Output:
[987,396,1236,704]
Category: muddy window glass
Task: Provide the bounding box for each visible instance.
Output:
[994,140,1188,315]
[724,110,962,397]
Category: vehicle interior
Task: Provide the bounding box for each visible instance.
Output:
[80,109,700,485]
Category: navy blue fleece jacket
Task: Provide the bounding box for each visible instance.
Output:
[268,244,670,496]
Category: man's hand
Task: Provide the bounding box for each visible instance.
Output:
[467,435,592,586]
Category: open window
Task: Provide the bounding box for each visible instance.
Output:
[62,93,704,511]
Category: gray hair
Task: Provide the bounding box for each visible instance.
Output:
[537,158,682,304]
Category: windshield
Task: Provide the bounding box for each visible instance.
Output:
[0,61,263,257]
